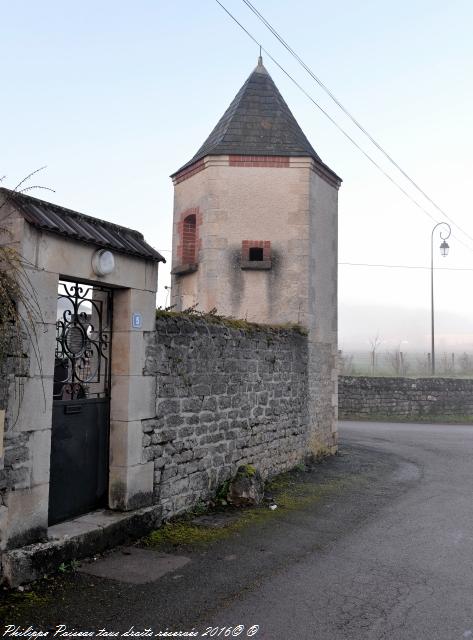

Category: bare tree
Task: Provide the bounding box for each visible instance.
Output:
[438,352,455,377]
[338,350,355,376]
[368,333,382,376]
[459,352,473,377]
[415,353,430,377]
[386,347,409,377]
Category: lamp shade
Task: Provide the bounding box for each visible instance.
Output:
[440,240,449,257]
[92,249,115,276]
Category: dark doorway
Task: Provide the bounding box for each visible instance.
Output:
[48,281,112,525]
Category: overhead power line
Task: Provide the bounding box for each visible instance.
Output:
[213,2,432,223]
[159,248,473,272]
[240,0,473,249]
[214,0,473,256]
[339,262,473,272]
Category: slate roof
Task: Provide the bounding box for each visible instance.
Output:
[0,188,165,263]
[173,58,331,176]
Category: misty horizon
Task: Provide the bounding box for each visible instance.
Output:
[339,302,473,352]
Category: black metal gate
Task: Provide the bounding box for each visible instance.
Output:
[48,280,112,525]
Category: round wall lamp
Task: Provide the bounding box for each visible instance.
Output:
[92,249,115,277]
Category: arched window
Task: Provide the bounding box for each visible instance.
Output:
[182,214,197,264]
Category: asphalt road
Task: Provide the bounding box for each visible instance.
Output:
[210,421,473,640]
[3,421,473,640]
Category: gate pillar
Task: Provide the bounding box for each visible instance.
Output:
[1,267,58,548]
[109,287,157,511]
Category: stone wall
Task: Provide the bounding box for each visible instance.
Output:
[339,376,473,421]
[0,328,34,549]
[143,314,310,518]
[1,309,328,544]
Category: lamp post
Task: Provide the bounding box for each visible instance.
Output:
[431,222,451,375]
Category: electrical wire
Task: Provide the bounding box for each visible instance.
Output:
[214,0,473,256]
[240,0,473,249]
[339,262,473,272]
[158,247,472,271]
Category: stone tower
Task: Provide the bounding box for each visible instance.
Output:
[170,57,341,452]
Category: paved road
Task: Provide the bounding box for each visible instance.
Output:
[4,421,473,640]
[211,421,473,640]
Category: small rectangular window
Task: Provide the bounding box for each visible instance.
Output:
[249,247,264,261]
[241,240,272,270]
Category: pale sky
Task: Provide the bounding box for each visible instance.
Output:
[2,1,472,352]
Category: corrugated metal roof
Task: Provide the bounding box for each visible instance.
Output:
[0,188,165,263]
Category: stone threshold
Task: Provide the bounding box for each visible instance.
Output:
[2,504,162,588]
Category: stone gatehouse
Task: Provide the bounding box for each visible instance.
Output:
[0,57,341,585]
[0,187,165,583]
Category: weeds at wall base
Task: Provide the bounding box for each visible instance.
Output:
[144,460,352,551]
[0,588,49,619]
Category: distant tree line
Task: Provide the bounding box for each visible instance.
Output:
[338,349,473,378]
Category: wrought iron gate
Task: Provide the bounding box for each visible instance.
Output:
[48,280,112,525]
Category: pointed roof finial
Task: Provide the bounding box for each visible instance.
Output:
[258,44,263,66]
[172,57,341,179]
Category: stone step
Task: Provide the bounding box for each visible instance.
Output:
[2,504,162,587]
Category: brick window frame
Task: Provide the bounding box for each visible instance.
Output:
[182,214,196,263]
[241,240,272,270]
[172,207,202,276]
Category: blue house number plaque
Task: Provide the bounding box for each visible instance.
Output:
[131,312,142,329]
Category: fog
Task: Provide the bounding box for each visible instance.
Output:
[338,302,473,353]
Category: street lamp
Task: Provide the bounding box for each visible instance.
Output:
[431,222,451,375]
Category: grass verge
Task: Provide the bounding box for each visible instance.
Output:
[144,468,357,550]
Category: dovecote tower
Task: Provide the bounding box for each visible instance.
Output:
[170,57,341,452]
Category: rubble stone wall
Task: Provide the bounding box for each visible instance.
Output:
[143,314,310,518]
[339,376,473,421]
[0,329,32,547]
